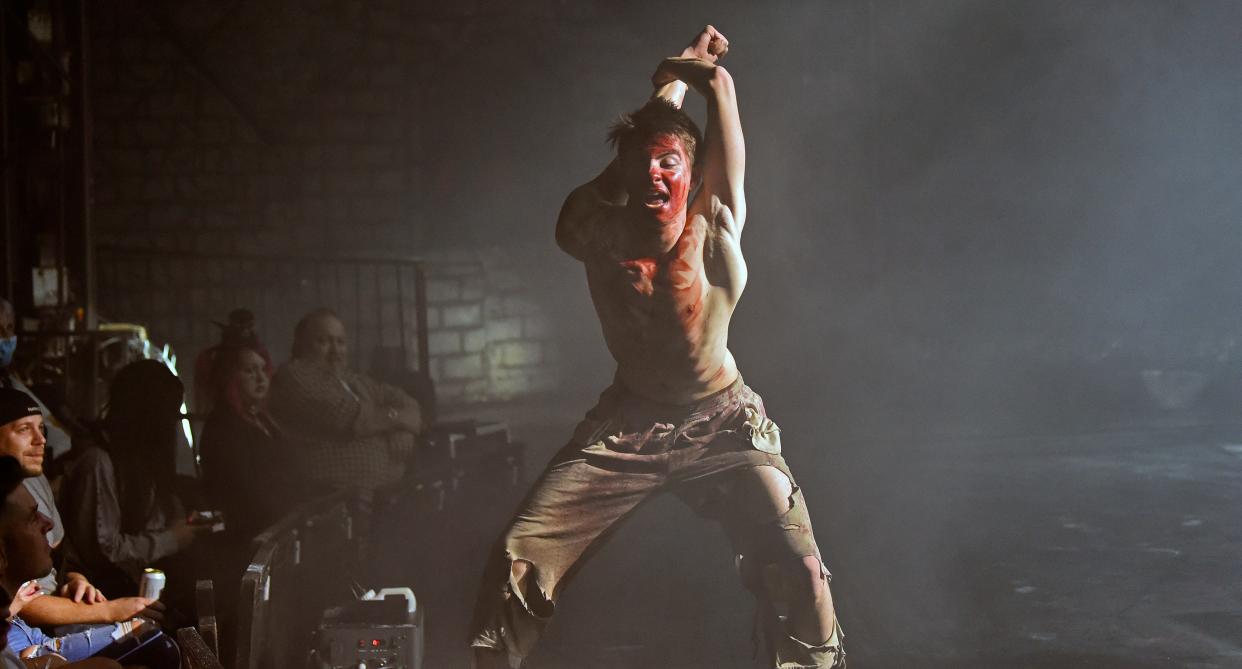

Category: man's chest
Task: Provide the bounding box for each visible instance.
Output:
[612,255,701,298]
[597,214,709,299]
[588,253,712,337]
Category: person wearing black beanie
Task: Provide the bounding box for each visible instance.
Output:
[0,391,40,436]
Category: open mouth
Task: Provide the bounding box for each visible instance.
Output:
[643,190,670,208]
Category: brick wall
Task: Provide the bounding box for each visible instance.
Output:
[421,249,561,404]
[87,1,566,406]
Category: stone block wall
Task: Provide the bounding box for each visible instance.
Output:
[420,250,561,404]
[86,1,565,407]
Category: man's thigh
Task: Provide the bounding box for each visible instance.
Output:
[502,450,665,595]
[676,455,822,571]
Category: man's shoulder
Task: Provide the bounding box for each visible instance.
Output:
[559,196,627,262]
[272,358,335,392]
[23,471,52,492]
[275,357,319,377]
[22,473,55,508]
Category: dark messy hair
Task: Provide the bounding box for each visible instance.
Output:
[607,98,703,168]
[101,359,185,534]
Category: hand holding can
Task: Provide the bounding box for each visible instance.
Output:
[139,568,165,600]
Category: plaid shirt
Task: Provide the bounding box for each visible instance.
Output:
[269,359,416,491]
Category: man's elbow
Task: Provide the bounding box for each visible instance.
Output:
[729,200,746,234]
[556,237,586,262]
[555,213,590,261]
[709,66,736,98]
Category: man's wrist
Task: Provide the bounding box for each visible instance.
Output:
[654,80,688,107]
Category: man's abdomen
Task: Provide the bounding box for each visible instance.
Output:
[614,349,739,404]
[588,258,738,403]
[601,313,739,403]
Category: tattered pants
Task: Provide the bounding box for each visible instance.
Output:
[469,376,845,668]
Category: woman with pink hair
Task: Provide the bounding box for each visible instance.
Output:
[197,346,306,541]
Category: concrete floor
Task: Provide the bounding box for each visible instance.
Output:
[373,405,1242,669]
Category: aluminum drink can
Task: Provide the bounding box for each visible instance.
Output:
[139,568,166,600]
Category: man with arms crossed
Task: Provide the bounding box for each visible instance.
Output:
[470,26,844,669]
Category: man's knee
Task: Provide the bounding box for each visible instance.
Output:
[504,558,554,618]
[757,555,831,607]
[790,555,830,604]
[509,558,531,591]
[470,556,552,666]
[733,464,796,523]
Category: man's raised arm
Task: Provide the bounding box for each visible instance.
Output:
[653,26,730,110]
[653,41,745,230]
[556,27,734,262]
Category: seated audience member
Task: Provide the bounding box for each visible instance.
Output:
[7,562,145,663]
[0,456,129,669]
[269,309,422,491]
[0,388,64,584]
[60,361,209,603]
[0,298,71,461]
[197,345,309,664]
[199,345,307,540]
[0,389,157,630]
[192,308,273,417]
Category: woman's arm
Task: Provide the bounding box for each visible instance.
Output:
[63,451,183,571]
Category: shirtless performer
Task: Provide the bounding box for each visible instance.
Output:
[469,26,845,669]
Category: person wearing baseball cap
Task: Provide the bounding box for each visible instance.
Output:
[0,390,41,437]
[0,389,156,635]
[0,387,64,584]
[0,389,63,565]
[0,298,72,462]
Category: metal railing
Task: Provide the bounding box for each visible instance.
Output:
[235,490,356,669]
[95,246,430,377]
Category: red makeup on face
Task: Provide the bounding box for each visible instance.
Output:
[627,133,692,225]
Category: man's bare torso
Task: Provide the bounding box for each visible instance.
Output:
[556,45,746,405]
[583,207,740,404]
